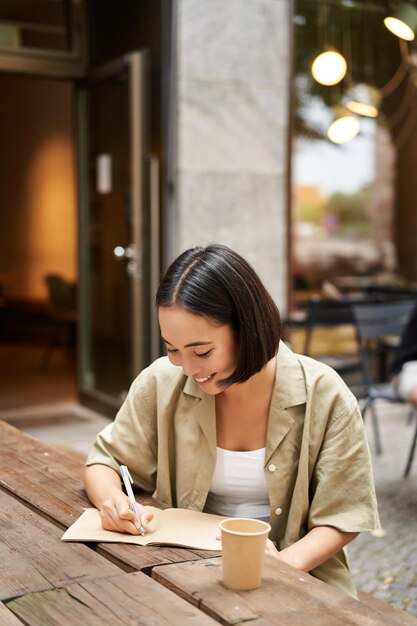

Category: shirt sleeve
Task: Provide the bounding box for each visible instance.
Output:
[85,371,158,493]
[308,394,380,533]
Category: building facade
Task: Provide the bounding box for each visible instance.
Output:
[0,0,292,413]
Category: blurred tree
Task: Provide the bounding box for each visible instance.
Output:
[325,186,371,236]
[292,0,417,282]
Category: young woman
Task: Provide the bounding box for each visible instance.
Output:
[84,244,379,597]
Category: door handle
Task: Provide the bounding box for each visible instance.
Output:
[113,244,137,260]
[113,244,142,281]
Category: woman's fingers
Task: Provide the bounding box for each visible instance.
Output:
[123,502,154,532]
[138,505,154,530]
[100,493,155,535]
[100,507,139,534]
[100,494,139,535]
[265,538,280,558]
[118,503,136,521]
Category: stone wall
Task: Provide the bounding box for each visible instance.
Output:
[172,0,291,311]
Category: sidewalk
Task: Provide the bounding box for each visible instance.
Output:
[348,402,417,616]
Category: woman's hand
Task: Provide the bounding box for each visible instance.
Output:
[265,538,280,559]
[100,491,154,535]
[83,464,154,536]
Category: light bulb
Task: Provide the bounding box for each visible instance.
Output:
[384,4,417,41]
[327,115,360,144]
[384,16,415,41]
[311,50,347,86]
[346,100,379,118]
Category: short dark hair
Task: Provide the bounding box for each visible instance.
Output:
[156,244,282,386]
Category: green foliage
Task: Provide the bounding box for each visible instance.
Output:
[297,185,372,236]
[298,195,326,224]
[325,186,371,235]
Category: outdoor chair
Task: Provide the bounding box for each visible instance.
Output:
[302,297,360,377]
[41,274,77,368]
[363,285,417,302]
[404,412,417,477]
[351,300,416,460]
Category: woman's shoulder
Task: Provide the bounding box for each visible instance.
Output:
[282,342,356,400]
[297,351,353,386]
[280,341,349,386]
[297,353,359,417]
[132,356,186,391]
[296,352,345,378]
[276,342,357,411]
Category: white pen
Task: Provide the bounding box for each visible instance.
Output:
[120,465,145,536]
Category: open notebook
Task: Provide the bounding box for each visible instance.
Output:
[62,506,225,551]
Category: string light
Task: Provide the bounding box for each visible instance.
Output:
[345,84,380,118]
[384,4,417,41]
[327,114,360,144]
[311,49,347,85]
[346,100,379,117]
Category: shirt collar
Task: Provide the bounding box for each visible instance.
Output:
[272,341,307,409]
[183,340,306,409]
[181,341,307,464]
[183,373,206,399]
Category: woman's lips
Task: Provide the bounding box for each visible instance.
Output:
[194,373,215,384]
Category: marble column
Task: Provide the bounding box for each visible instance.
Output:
[170,0,291,311]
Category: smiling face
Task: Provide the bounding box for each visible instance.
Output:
[158,306,239,394]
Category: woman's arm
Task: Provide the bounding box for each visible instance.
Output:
[266,526,358,572]
[83,464,153,535]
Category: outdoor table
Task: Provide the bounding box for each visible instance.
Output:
[1,419,416,625]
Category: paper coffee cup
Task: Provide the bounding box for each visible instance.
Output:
[220,518,271,590]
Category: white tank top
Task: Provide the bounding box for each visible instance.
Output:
[203,447,270,522]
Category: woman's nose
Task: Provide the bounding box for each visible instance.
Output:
[182,357,198,378]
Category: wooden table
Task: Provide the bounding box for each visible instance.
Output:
[1,419,416,626]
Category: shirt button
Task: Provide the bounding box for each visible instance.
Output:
[275,507,283,516]
[268,464,277,472]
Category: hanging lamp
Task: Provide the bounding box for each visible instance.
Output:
[311,49,347,86]
[384,3,417,41]
[345,84,380,118]
[327,113,360,144]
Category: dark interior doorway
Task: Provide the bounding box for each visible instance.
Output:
[0,73,78,412]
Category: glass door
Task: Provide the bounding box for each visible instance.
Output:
[77,51,150,414]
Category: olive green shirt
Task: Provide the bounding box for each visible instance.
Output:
[86,341,380,597]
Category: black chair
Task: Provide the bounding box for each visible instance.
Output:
[390,303,417,477]
[404,413,417,477]
[302,297,360,376]
[42,274,77,368]
[351,300,417,458]
[364,285,417,302]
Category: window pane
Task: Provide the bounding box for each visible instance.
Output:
[292,1,401,294]
[0,0,80,53]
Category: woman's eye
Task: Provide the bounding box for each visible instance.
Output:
[195,349,213,358]
[166,347,178,354]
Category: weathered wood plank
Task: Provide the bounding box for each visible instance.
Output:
[0,488,121,602]
[6,571,218,626]
[152,556,416,626]
[1,454,199,571]
[0,420,218,572]
[94,542,205,572]
[0,420,88,527]
[0,602,23,625]
[358,591,417,625]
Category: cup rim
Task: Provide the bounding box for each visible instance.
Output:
[219,517,271,536]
